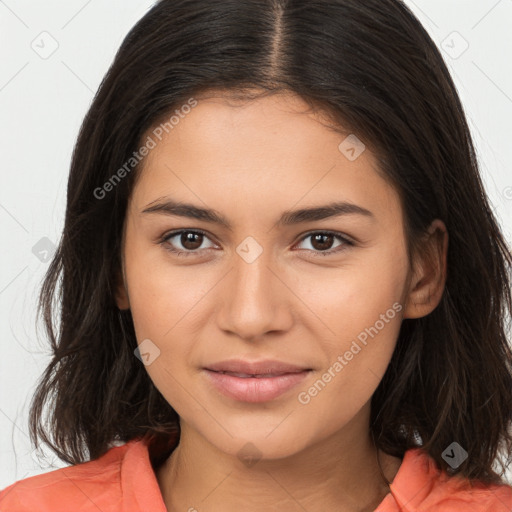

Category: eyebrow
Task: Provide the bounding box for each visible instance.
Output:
[140,198,375,230]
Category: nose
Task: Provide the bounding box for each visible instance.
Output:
[216,245,294,342]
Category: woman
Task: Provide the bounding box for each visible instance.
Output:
[1,1,511,510]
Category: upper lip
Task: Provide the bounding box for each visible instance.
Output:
[204,359,311,375]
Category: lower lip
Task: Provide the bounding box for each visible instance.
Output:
[203,369,311,402]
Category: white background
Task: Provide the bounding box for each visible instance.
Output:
[1,0,511,490]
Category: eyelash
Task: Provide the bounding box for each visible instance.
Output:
[158,229,355,258]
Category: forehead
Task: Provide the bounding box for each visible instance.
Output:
[129,92,402,228]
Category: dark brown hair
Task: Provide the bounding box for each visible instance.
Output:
[29,0,512,485]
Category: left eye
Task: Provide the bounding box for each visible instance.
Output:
[159,230,353,257]
[294,231,353,256]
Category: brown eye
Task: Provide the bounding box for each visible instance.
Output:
[310,233,335,251]
[161,229,217,256]
[180,231,204,250]
[295,231,353,257]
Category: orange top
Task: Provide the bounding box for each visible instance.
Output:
[1,436,511,512]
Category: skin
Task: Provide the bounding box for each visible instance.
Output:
[115,91,448,512]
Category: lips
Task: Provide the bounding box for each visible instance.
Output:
[203,359,312,402]
[214,371,292,378]
[205,359,311,375]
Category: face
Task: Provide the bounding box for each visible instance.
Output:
[117,91,423,460]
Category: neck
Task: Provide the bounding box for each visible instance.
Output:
[155,408,402,512]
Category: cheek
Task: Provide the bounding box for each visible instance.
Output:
[124,237,214,338]
[291,238,407,402]
[124,248,205,410]
[294,284,403,435]
[123,239,223,393]
[297,240,408,338]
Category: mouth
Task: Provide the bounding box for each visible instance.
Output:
[203,363,312,402]
[204,359,312,375]
[210,370,305,378]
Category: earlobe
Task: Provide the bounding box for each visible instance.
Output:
[115,269,130,310]
[403,219,448,319]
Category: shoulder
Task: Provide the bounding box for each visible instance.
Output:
[383,447,512,512]
[0,438,165,512]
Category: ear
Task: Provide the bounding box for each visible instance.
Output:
[403,219,448,319]
[115,267,130,310]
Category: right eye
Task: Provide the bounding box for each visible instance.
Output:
[160,229,218,257]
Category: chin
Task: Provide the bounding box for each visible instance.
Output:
[199,424,314,463]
